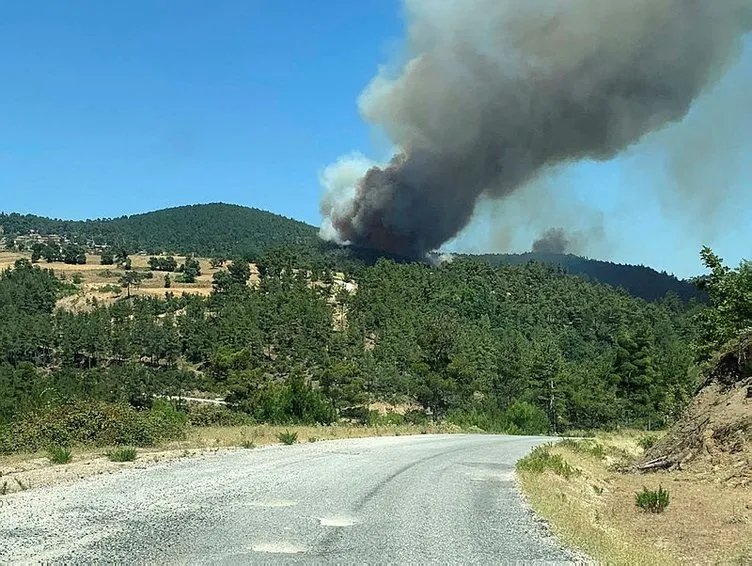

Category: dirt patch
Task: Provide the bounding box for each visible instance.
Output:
[641,333,752,486]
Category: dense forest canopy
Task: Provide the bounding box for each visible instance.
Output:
[474,253,703,303]
[0,246,713,452]
[0,204,318,259]
[1,203,702,303]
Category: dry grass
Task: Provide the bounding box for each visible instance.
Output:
[1,251,224,309]
[176,422,459,449]
[517,432,752,565]
[0,423,462,495]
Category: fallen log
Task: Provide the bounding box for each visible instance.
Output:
[637,457,673,472]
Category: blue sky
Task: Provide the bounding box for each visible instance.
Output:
[1,1,749,278]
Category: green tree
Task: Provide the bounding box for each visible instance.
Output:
[180,257,201,283]
[228,259,251,286]
[100,250,115,265]
[62,244,87,265]
[693,247,752,361]
[120,271,143,298]
[610,327,657,423]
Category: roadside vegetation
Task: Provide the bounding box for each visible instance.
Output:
[517,432,751,565]
[106,447,138,462]
[517,249,752,565]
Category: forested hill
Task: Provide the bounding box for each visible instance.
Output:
[0,254,701,442]
[1,203,700,302]
[472,253,703,303]
[0,203,320,258]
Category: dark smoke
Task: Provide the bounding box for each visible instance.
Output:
[320,0,752,258]
[532,228,570,255]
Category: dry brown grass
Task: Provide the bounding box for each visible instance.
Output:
[177,421,459,449]
[1,251,224,310]
[518,432,752,565]
[0,423,462,496]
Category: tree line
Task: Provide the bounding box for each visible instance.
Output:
[2,203,701,303]
[1,247,719,446]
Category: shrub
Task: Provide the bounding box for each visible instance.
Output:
[404,409,430,425]
[636,486,670,513]
[504,401,551,435]
[4,400,187,454]
[107,447,138,462]
[638,434,659,451]
[340,406,371,424]
[0,425,11,455]
[47,445,72,464]
[240,440,256,449]
[227,371,337,425]
[516,444,579,479]
[447,400,549,435]
[278,430,298,445]
[366,410,405,426]
[95,284,122,294]
[186,404,254,427]
[558,438,607,458]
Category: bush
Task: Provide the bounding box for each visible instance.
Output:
[278,430,298,445]
[504,401,550,435]
[0,428,11,455]
[404,409,430,425]
[227,371,337,425]
[95,284,122,294]
[638,434,659,451]
[635,486,670,513]
[340,406,371,424]
[447,400,549,435]
[107,447,137,462]
[516,444,579,479]
[558,438,607,458]
[47,445,72,464]
[366,410,406,426]
[186,404,254,427]
[3,400,187,454]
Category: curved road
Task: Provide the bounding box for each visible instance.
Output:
[0,434,574,564]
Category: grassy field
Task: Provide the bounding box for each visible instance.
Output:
[517,431,752,565]
[0,422,461,496]
[0,251,258,308]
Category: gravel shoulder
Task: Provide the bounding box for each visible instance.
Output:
[0,434,576,564]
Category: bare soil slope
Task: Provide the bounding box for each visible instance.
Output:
[641,332,752,486]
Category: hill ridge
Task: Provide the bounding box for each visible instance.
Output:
[0,202,702,302]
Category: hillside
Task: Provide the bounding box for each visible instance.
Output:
[0,203,701,302]
[473,252,703,303]
[0,203,320,258]
[0,252,699,440]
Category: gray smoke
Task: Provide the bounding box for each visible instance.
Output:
[532,228,570,255]
[320,0,752,258]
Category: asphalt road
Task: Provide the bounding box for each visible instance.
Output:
[0,434,575,564]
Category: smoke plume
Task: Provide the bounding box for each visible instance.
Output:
[532,228,570,255]
[320,0,752,258]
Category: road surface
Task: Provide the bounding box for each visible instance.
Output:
[0,434,575,564]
